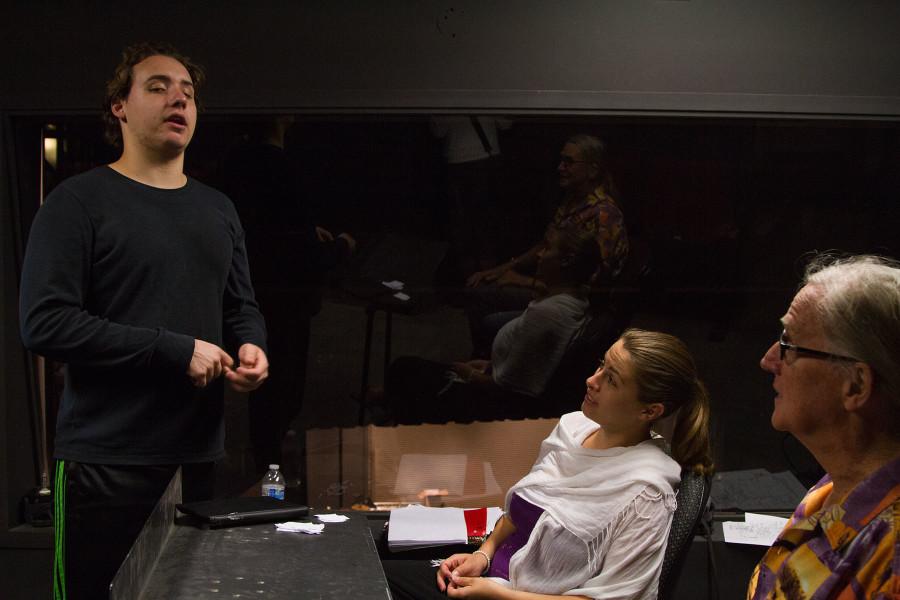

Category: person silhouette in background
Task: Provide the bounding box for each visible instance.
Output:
[377,225,600,425]
[430,115,512,280]
[465,134,628,358]
[222,116,356,487]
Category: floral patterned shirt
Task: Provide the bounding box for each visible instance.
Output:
[747,455,900,600]
[552,185,628,281]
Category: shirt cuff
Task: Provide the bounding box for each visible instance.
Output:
[150,329,196,373]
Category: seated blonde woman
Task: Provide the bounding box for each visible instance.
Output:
[384,328,714,600]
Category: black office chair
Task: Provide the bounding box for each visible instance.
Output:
[658,469,713,600]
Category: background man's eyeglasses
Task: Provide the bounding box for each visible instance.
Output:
[558,157,587,166]
[778,330,859,363]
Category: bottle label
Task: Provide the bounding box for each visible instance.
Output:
[261,484,285,500]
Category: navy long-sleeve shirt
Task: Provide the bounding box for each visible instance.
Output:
[19,166,267,464]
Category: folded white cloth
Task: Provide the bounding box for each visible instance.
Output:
[315,514,350,523]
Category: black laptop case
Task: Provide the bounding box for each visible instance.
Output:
[176,496,309,528]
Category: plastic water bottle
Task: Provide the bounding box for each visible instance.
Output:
[261,464,286,500]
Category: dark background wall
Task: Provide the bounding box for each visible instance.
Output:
[3,2,900,115]
[2,3,899,598]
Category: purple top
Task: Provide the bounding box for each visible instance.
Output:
[485,493,545,580]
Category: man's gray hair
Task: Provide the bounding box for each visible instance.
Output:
[803,254,900,406]
[565,134,615,192]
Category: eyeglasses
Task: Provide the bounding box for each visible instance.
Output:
[558,156,587,166]
[778,330,859,363]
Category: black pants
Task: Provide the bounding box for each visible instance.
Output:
[53,460,214,600]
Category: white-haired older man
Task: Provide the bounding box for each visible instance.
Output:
[749,255,900,599]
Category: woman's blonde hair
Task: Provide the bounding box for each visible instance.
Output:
[620,328,714,475]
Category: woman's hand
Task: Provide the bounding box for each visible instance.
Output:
[446,574,506,598]
[436,553,488,592]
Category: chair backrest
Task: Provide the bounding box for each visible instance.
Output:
[658,469,712,600]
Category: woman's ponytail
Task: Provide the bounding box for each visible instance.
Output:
[670,379,714,475]
[620,328,714,475]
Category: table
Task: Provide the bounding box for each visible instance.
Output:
[140,512,391,599]
[111,470,392,599]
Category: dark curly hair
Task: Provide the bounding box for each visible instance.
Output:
[103,42,205,147]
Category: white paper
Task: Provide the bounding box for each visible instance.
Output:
[393,292,410,301]
[387,505,503,550]
[276,521,325,534]
[381,280,405,290]
[315,513,349,523]
[722,512,788,546]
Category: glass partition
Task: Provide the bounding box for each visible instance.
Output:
[14,113,900,506]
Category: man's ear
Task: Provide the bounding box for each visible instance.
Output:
[843,362,874,412]
[111,100,127,122]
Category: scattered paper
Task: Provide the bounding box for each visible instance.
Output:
[393,292,410,301]
[315,514,349,523]
[276,521,325,534]
[722,512,788,546]
[381,280,405,290]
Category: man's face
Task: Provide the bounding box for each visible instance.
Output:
[112,54,197,156]
[557,142,596,191]
[759,285,847,441]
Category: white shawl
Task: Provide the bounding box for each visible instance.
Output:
[506,411,680,544]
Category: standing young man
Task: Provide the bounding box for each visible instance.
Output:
[19,43,269,600]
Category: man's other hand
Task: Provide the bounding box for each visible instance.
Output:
[188,339,234,388]
[337,232,357,254]
[315,226,334,242]
[224,343,269,393]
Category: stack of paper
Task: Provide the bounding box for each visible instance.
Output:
[388,505,503,551]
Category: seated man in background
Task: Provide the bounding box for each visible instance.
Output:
[749,254,900,599]
[376,225,600,424]
[465,134,628,357]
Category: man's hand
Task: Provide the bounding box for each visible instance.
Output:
[495,270,536,289]
[466,264,508,288]
[337,232,357,254]
[224,343,269,393]
[450,360,490,382]
[188,339,234,388]
[315,226,334,242]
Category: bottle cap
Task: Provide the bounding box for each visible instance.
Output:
[269,464,279,470]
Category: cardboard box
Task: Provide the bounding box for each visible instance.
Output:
[306,419,557,510]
